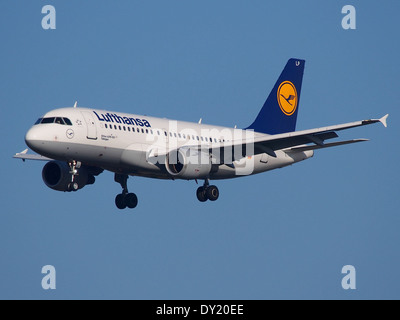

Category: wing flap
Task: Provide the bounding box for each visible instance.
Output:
[288,139,369,152]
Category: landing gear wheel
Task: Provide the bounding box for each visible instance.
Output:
[68,182,79,192]
[206,185,219,201]
[115,194,127,210]
[196,187,208,202]
[114,174,139,210]
[125,193,138,209]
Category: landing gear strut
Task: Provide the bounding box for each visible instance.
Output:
[114,173,138,210]
[67,160,80,192]
[196,179,219,202]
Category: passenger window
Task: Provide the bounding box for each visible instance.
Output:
[141,128,144,133]
[178,133,181,138]
[146,129,148,134]
[114,125,117,129]
[105,124,108,129]
[174,133,177,138]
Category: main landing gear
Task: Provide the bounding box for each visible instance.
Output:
[196,179,219,202]
[114,173,138,210]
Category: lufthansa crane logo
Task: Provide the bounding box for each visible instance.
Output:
[66,129,74,139]
[277,81,298,116]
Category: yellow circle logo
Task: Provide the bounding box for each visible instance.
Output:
[277,81,298,116]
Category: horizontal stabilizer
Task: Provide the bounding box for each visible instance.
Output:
[289,139,369,152]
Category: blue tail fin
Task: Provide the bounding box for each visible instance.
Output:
[246,58,305,134]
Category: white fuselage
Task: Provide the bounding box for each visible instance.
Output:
[25,107,313,180]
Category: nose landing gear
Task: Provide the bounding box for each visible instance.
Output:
[114,173,138,210]
[196,179,219,202]
[67,160,80,192]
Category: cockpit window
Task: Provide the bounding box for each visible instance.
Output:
[41,117,56,124]
[55,117,65,125]
[63,118,72,125]
[37,117,73,125]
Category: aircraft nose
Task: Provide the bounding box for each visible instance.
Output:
[25,126,45,153]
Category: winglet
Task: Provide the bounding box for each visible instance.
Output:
[14,149,28,162]
[379,114,389,128]
[13,149,52,161]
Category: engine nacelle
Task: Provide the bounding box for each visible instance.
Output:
[166,148,212,179]
[42,161,95,192]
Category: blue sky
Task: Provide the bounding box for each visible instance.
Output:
[1,0,399,299]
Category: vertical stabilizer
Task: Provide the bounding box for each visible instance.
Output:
[246,58,305,134]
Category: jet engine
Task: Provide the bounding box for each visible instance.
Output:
[166,148,212,179]
[42,161,98,192]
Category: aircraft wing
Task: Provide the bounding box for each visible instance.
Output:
[13,149,53,161]
[215,114,388,160]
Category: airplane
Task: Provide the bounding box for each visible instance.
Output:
[14,58,388,210]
